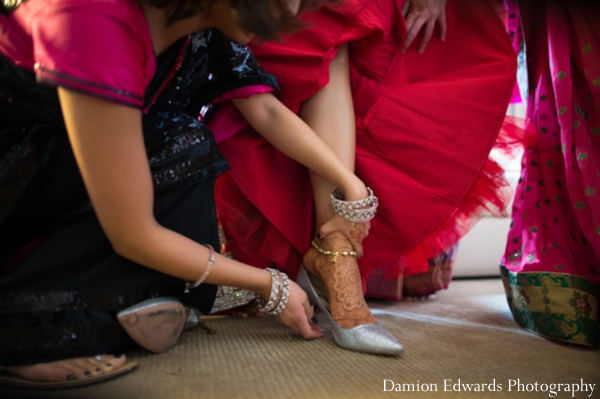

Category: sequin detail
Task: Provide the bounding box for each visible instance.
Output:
[141,29,278,192]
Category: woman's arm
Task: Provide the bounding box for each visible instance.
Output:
[58,88,321,339]
[232,93,368,202]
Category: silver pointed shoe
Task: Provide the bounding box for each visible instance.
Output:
[296,265,404,355]
[117,297,186,353]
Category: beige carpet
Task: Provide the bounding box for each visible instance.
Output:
[2,278,598,399]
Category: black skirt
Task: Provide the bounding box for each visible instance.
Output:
[0,175,220,366]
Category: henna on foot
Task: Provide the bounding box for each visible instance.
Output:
[303,231,377,328]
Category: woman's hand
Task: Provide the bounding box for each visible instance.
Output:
[277,282,324,339]
[401,0,448,54]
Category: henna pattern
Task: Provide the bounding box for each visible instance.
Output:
[333,264,363,311]
[303,231,377,328]
[348,221,369,257]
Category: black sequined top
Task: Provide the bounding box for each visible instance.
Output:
[0,28,278,257]
[142,29,279,194]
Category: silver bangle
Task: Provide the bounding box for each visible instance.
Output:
[272,272,290,316]
[331,187,379,222]
[184,244,216,293]
[257,268,281,314]
[256,268,290,316]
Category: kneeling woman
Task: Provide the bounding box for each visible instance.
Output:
[0,0,390,388]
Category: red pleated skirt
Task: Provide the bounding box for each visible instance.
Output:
[213,0,517,280]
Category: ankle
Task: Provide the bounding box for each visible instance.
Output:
[317,231,353,251]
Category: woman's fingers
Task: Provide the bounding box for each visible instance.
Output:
[303,297,314,320]
[438,11,447,42]
[296,311,324,339]
[279,283,324,339]
[402,16,427,53]
[418,19,436,54]
[401,0,448,54]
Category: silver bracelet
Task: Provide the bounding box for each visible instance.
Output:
[256,268,281,314]
[184,244,216,293]
[331,187,379,222]
[256,268,290,316]
[272,272,290,315]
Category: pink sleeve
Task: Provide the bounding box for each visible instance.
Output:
[208,102,249,145]
[208,85,275,144]
[31,1,155,108]
[209,84,274,104]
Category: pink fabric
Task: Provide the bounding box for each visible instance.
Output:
[208,85,274,145]
[502,0,522,104]
[209,103,247,145]
[215,0,517,279]
[210,84,273,104]
[501,2,600,281]
[0,0,154,108]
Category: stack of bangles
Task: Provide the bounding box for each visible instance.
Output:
[256,268,290,316]
[331,187,379,222]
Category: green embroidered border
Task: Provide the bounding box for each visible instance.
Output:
[500,265,598,347]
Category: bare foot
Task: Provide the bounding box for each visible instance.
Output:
[303,231,377,328]
[3,354,127,382]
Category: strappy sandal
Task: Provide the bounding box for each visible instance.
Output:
[0,361,138,390]
[298,231,403,355]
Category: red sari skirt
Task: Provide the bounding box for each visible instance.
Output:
[213,0,517,287]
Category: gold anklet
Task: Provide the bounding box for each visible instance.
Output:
[311,241,357,263]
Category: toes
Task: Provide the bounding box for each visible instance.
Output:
[62,358,94,379]
[10,362,73,382]
[87,354,127,373]
[84,357,106,376]
[103,354,127,370]
[3,354,128,383]
[69,365,90,379]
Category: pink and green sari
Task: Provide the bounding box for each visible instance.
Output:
[501,0,600,347]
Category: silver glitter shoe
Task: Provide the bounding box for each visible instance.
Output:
[297,265,404,355]
[117,297,186,353]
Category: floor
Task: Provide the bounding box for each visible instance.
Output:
[1,278,598,399]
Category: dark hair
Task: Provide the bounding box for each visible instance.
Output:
[144,0,339,40]
[231,0,337,40]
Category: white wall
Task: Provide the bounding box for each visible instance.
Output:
[453,104,525,277]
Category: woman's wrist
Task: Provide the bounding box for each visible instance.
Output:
[254,268,274,299]
[331,177,379,224]
[255,268,291,316]
[339,176,369,202]
[200,254,273,298]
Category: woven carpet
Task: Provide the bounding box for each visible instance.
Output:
[2,278,598,399]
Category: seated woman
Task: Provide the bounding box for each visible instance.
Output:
[213,0,517,343]
[0,0,400,389]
